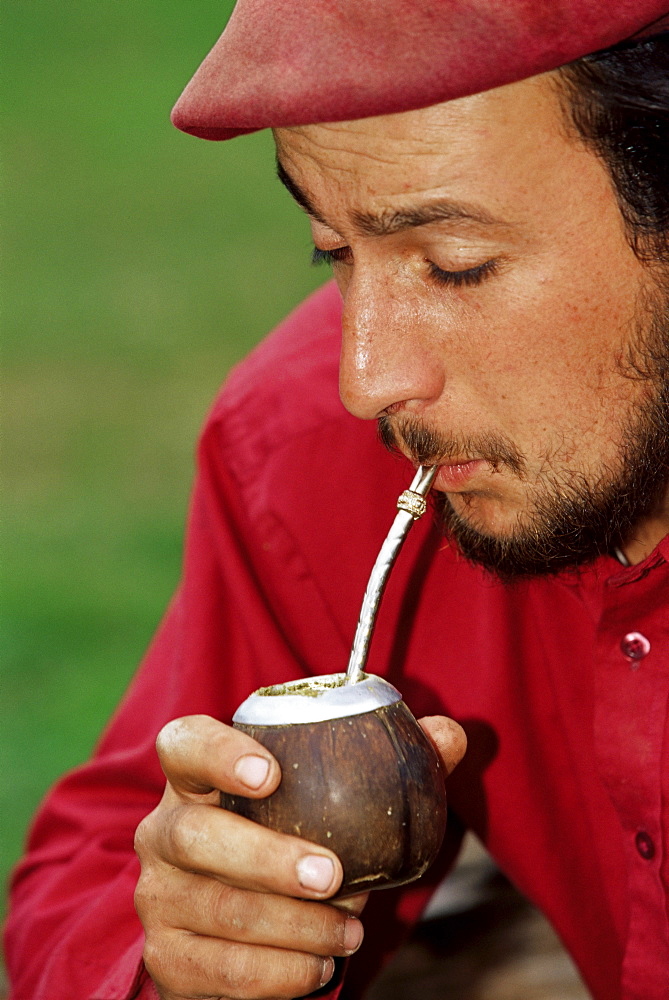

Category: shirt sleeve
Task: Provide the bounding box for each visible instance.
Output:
[2,394,374,1000]
[4,283,460,998]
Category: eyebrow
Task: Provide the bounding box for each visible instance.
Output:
[276,158,508,237]
[277,160,329,225]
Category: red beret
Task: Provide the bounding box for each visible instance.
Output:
[172,1,669,140]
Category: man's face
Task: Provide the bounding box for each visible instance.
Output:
[274,73,669,576]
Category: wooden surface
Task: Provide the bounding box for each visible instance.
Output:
[361,837,591,1000]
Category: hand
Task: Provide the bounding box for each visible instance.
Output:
[134,715,366,1000]
[417,715,468,776]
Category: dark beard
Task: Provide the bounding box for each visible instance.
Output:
[378,304,669,581]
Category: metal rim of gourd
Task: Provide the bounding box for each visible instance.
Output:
[232,673,402,726]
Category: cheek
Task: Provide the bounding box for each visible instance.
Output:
[469,265,637,392]
[443,270,646,452]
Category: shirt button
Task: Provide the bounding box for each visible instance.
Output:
[620,632,651,662]
[635,831,655,860]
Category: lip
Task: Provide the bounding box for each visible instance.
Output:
[434,459,485,491]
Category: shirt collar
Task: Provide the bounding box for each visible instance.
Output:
[605,533,669,588]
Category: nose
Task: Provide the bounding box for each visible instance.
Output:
[338,266,446,420]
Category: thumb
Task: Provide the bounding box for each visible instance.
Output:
[418,716,467,775]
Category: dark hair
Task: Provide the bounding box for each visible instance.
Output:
[559,33,669,263]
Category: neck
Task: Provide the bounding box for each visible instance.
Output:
[620,490,669,564]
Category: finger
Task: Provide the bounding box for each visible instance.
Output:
[137,867,364,958]
[418,716,467,775]
[144,927,335,1000]
[156,715,281,799]
[143,803,344,900]
[329,891,369,916]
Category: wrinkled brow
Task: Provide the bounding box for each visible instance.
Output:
[277,160,328,226]
[277,158,507,235]
[352,201,504,236]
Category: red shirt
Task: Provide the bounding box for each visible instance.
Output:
[5,282,669,999]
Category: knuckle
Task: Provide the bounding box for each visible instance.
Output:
[215,943,259,996]
[167,804,202,867]
[212,883,262,937]
[156,714,216,759]
[295,903,351,956]
[286,952,331,998]
[141,933,173,991]
[133,812,155,859]
[133,866,162,924]
[216,944,324,1000]
[155,717,187,763]
[321,908,350,954]
[143,931,204,1000]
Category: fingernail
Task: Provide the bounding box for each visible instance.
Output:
[296,854,335,893]
[234,754,270,789]
[344,917,364,954]
[320,957,335,987]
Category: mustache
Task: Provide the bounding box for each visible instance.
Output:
[377,414,527,477]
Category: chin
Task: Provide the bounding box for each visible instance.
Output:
[434,492,599,581]
[444,491,528,539]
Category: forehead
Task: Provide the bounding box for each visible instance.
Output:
[273,72,601,226]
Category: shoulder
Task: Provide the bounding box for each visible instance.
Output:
[209,281,345,440]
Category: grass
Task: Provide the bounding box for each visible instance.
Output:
[1,0,325,924]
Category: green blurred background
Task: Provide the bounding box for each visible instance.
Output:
[2,0,325,936]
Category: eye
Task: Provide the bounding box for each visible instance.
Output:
[427,258,498,288]
[311,246,353,267]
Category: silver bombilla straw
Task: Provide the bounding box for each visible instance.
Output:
[344,465,437,685]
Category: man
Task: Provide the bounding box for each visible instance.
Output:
[5,3,669,999]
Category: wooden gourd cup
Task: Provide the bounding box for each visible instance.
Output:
[220,672,447,897]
